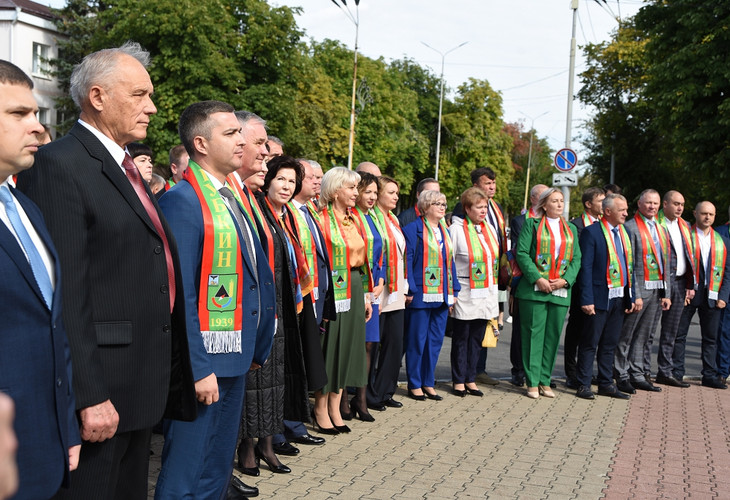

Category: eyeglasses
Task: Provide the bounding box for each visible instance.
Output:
[432,202,447,208]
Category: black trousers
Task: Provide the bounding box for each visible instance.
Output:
[367,309,405,405]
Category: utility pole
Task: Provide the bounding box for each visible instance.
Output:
[562,0,579,219]
[520,111,548,212]
[332,0,361,169]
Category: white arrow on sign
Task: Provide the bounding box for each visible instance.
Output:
[552,173,578,187]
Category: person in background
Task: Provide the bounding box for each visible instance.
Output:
[397,177,439,228]
[315,167,372,434]
[127,142,154,183]
[356,161,382,177]
[350,171,385,422]
[367,176,408,410]
[449,187,499,398]
[149,173,166,195]
[403,190,460,401]
[515,188,581,399]
[266,136,284,158]
[715,205,730,383]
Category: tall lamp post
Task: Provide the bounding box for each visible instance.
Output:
[519,111,548,211]
[332,0,360,169]
[421,41,468,181]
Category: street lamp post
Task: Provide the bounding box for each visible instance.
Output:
[332,0,360,169]
[421,41,468,181]
[519,111,548,211]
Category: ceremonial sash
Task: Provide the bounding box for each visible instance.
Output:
[422,217,455,305]
[306,200,322,225]
[226,174,276,274]
[374,206,407,301]
[167,179,175,189]
[528,207,538,219]
[657,214,695,274]
[600,219,633,299]
[288,201,319,301]
[488,199,507,254]
[581,212,598,227]
[414,203,421,218]
[320,205,352,312]
[691,227,727,301]
[463,216,499,298]
[535,216,574,280]
[184,162,243,354]
[634,213,669,289]
[353,207,379,294]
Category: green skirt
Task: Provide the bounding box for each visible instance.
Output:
[321,269,367,393]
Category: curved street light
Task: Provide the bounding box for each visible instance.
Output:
[421,40,468,181]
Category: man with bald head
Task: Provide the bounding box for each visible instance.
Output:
[507,183,548,386]
[654,190,695,387]
[673,201,730,389]
[17,42,196,497]
[614,189,672,394]
[356,161,381,177]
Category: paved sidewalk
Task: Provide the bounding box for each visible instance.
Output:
[146,318,722,499]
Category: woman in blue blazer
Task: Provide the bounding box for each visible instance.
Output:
[403,190,460,401]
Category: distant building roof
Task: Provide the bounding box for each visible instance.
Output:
[0,0,56,22]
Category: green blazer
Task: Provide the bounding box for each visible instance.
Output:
[514,217,582,306]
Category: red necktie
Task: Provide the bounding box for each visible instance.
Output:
[122,154,176,312]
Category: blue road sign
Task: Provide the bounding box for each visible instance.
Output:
[554,148,577,172]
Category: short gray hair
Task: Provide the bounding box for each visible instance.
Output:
[70,41,150,110]
[319,167,360,208]
[603,193,627,212]
[308,159,323,171]
[417,189,447,214]
[234,110,266,129]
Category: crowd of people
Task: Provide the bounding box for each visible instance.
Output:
[2,41,730,500]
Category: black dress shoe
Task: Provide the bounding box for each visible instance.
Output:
[452,388,466,397]
[616,379,636,394]
[701,377,728,389]
[228,476,259,498]
[549,381,557,389]
[424,391,443,401]
[237,461,260,477]
[340,411,353,421]
[255,446,291,474]
[631,378,662,392]
[383,398,403,408]
[367,402,387,411]
[289,433,325,445]
[465,388,484,397]
[334,424,351,433]
[654,373,690,388]
[597,385,631,399]
[311,414,339,435]
[510,376,525,387]
[576,386,595,400]
[565,378,579,390]
[272,441,299,456]
[408,390,426,401]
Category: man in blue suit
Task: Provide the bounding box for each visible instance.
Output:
[575,193,637,400]
[0,60,81,498]
[154,101,275,500]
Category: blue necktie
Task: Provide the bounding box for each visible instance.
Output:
[1,185,53,308]
[613,227,628,283]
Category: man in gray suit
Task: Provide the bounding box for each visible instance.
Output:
[614,189,672,393]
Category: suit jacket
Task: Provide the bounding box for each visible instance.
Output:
[16,122,196,433]
[403,218,460,308]
[514,217,582,306]
[397,205,418,228]
[159,181,276,380]
[0,187,81,498]
[579,221,636,311]
[510,213,526,250]
[624,216,672,300]
[570,216,587,237]
[693,226,730,308]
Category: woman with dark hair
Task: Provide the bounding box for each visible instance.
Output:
[127,142,154,183]
[403,190,460,401]
[349,171,384,422]
[515,187,581,399]
[314,167,372,434]
[236,155,310,476]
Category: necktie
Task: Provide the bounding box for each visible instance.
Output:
[613,227,628,283]
[122,154,176,312]
[649,220,664,274]
[1,185,53,308]
[219,187,257,280]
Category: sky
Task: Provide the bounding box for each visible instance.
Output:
[45,0,644,159]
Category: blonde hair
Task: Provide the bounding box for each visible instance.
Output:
[417,189,447,214]
[319,167,360,208]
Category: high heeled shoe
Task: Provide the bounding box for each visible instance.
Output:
[334,424,351,433]
[255,446,291,474]
[350,399,375,422]
[311,411,339,435]
[408,390,426,401]
[526,387,540,399]
[538,385,555,398]
[237,455,260,477]
[340,410,353,421]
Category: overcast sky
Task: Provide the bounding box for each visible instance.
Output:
[45,0,643,158]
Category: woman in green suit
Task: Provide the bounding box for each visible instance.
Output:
[515,188,581,399]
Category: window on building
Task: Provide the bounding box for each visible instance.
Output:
[37,108,49,126]
[32,43,51,76]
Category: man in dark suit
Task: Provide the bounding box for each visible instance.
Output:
[673,201,730,389]
[576,193,637,400]
[614,189,672,393]
[154,101,275,499]
[17,43,196,499]
[563,187,605,388]
[507,183,548,387]
[0,59,81,499]
[654,190,695,387]
[397,177,439,228]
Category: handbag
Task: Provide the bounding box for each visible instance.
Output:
[481,318,500,348]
